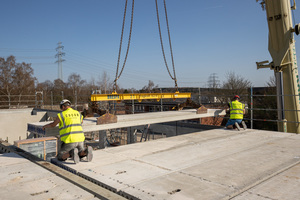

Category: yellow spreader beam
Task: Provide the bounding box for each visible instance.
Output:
[91,92,191,102]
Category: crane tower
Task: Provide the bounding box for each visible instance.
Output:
[257,0,300,133]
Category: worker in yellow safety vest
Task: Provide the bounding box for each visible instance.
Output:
[225,95,247,131]
[43,99,93,163]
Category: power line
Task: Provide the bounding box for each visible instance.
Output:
[64,51,171,81]
[0,48,54,52]
[63,50,188,84]
[15,56,54,59]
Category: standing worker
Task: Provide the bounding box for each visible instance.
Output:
[225,95,247,130]
[43,99,93,163]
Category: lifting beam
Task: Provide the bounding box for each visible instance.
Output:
[91,92,191,102]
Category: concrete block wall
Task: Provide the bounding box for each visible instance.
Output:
[0,109,46,144]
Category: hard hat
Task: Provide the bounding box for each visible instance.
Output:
[60,99,71,106]
[234,95,240,99]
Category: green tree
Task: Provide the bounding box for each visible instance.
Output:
[97,71,113,94]
[52,79,67,103]
[222,71,252,100]
[141,80,159,93]
[0,56,15,105]
[0,56,36,108]
[67,73,86,96]
[36,80,54,105]
[67,73,87,105]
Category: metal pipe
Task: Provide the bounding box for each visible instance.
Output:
[251,87,253,129]
[160,88,163,112]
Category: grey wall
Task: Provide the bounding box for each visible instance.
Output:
[0,109,46,144]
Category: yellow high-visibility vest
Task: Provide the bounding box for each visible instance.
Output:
[57,108,85,143]
[229,100,244,119]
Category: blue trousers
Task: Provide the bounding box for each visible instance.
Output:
[225,119,242,127]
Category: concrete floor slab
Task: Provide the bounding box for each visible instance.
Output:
[122,171,234,200]
[137,130,291,171]
[79,159,170,191]
[0,153,99,200]
[54,129,300,199]
[0,151,30,165]
[102,129,238,159]
[53,150,129,171]
[0,175,100,200]
[102,135,191,158]
[0,161,54,188]
[181,136,300,189]
[232,162,300,200]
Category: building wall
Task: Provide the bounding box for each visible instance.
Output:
[200,116,225,126]
[0,109,46,144]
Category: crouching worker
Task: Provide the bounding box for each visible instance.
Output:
[225,95,247,131]
[43,99,93,163]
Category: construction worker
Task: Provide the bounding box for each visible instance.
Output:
[42,99,93,163]
[225,95,247,130]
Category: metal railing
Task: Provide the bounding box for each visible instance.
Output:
[0,94,37,109]
[1,88,299,133]
[0,91,91,110]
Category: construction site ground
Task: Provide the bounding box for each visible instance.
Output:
[47,128,300,200]
[2,107,300,199]
[0,152,124,200]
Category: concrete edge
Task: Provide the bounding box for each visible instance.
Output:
[0,140,126,200]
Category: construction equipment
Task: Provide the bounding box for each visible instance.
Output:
[96,0,191,104]
[91,91,191,102]
[113,0,134,91]
[256,0,300,133]
[155,0,179,90]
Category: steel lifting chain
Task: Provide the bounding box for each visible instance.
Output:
[114,0,135,91]
[155,0,178,90]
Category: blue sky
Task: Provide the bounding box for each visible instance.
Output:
[1,0,300,89]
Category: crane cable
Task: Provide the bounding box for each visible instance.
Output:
[155,0,178,91]
[113,0,135,92]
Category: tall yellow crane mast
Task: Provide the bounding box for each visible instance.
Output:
[256,0,300,133]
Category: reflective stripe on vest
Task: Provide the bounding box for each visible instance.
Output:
[58,108,85,143]
[229,100,244,119]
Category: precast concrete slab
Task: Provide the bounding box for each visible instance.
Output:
[180,135,300,189]
[52,129,300,200]
[29,109,226,135]
[138,130,297,171]
[104,129,238,159]
[0,153,100,200]
[56,150,129,171]
[83,109,225,132]
[78,159,170,191]
[231,162,300,200]
[121,171,233,200]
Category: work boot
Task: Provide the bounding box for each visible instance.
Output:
[234,122,241,131]
[226,125,233,129]
[79,146,93,162]
[86,146,93,162]
[71,148,80,164]
[59,152,70,161]
[241,121,247,130]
